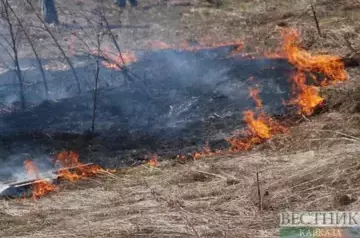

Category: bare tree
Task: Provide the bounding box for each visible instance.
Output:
[6,2,49,99]
[1,0,25,109]
[42,0,59,25]
[26,0,81,93]
[91,29,103,133]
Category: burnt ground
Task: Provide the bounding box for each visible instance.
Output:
[0,0,360,237]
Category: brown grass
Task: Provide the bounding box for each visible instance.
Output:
[1,0,360,237]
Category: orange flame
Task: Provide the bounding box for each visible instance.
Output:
[280,28,347,115]
[146,154,159,167]
[192,142,221,160]
[24,160,56,200]
[55,151,105,182]
[281,28,346,84]
[288,72,324,115]
[226,84,288,152]
[248,87,262,109]
[30,180,57,200]
[145,40,172,50]
[102,51,137,70]
[24,159,40,179]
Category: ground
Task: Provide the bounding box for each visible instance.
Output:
[0,0,360,237]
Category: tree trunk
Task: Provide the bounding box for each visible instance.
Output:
[42,0,59,25]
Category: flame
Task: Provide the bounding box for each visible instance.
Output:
[91,46,137,71]
[24,159,40,179]
[145,40,172,50]
[24,160,56,200]
[280,28,347,115]
[30,180,57,200]
[146,154,159,167]
[102,51,137,70]
[55,151,105,182]
[226,83,288,152]
[288,72,324,115]
[226,110,288,152]
[55,151,80,167]
[248,87,262,109]
[20,152,114,200]
[192,142,221,160]
[281,28,346,84]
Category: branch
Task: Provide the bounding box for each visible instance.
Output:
[7,2,49,99]
[1,0,25,109]
[310,4,322,37]
[25,0,82,94]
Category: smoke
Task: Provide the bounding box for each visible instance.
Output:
[0,153,55,183]
[0,46,297,169]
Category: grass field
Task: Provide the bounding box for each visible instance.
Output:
[0,0,360,237]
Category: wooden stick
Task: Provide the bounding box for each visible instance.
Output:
[311,4,322,37]
[256,172,263,212]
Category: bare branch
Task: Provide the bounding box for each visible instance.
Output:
[7,2,49,99]
[25,0,82,93]
[1,0,25,109]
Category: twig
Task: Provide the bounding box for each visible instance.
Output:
[192,169,227,180]
[310,4,322,37]
[308,137,359,143]
[92,30,102,133]
[301,114,311,122]
[304,129,360,142]
[256,172,262,212]
[1,0,25,110]
[7,2,49,99]
[343,37,359,55]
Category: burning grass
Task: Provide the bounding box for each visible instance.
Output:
[5,27,349,201]
[18,151,114,200]
[1,0,359,236]
[1,124,359,237]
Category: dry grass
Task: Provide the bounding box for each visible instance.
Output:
[1,0,360,237]
[0,121,359,237]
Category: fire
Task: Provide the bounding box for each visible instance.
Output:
[192,142,221,160]
[227,110,288,152]
[243,110,271,139]
[91,46,137,71]
[288,72,324,115]
[145,40,172,50]
[102,51,137,70]
[30,180,57,200]
[24,159,40,179]
[24,160,56,200]
[55,151,105,182]
[55,151,80,167]
[226,83,288,152]
[280,28,347,115]
[146,154,159,167]
[248,87,262,109]
[20,152,114,200]
[281,28,346,84]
